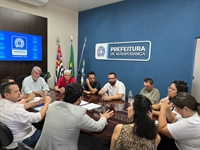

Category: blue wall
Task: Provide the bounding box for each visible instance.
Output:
[78,0,200,99]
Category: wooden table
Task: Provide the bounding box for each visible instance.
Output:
[81,94,131,139]
[50,91,131,139]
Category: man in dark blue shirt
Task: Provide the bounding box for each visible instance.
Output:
[83,71,101,95]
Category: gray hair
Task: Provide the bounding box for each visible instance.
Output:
[31,66,42,73]
[64,69,71,75]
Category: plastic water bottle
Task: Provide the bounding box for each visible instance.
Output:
[102,90,105,100]
[128,90,132,103]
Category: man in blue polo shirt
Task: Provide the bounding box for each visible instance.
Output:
[83,71,101,95]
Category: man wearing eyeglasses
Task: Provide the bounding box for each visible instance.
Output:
[140,78,160,104]
[98,72,126,101]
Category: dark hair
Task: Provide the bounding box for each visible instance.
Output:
[1,76,14,85]
[0,82,17,98]
[172,92,200,115]
[4,76,14,80]
[171,80,188,93]
[133,94,157,140]
[108,72,116,78]
[63,83,83,104]
[88,71,96,77]
[144,78,154,85]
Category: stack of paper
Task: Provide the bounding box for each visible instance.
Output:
[81,103,101,110]
[79,100,89,106]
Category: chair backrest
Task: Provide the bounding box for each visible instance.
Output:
[0,122,13,148]
[16,75,28,91]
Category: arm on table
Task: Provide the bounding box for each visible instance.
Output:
[39,96,52,119]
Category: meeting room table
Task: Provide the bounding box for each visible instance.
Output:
[52,90,131,139]
[30,90,131,140]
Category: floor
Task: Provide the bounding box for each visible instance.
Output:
[78,132,110,150]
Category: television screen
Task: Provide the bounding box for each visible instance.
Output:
[0,30,42,61]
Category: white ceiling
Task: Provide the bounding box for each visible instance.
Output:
[48,0,123,12]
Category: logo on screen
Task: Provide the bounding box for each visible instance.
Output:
[97,46,105,57]
[11,36,27,56]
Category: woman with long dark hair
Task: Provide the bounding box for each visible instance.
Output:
[110,94,160,150]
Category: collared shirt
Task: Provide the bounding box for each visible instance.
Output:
[21,75,49,94]
[102,80,126,101]
[56,77,76,88]
[0,99,41,149]
[140,88,160,104]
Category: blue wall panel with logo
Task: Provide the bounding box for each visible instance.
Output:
[78,0,200,99]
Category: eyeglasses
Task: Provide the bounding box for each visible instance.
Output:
[168,87,176,91]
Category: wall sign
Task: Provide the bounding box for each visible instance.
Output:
[95,40,151,61]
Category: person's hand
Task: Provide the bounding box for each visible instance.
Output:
[60,87,65,94]
[103,94,111,101]
[44,96,52,105]
[160,97,169,103]
[38,97,45,104]
[86,78,90,85]
[100,109,114,119]
[147,111,153,119]
[160,100,172,110]
[42,90,49,96]
[28,93,36,100]
[85,91,91,95]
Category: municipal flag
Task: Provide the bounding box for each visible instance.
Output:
[55,44,64,85]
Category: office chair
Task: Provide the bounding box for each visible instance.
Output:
[0,122,13,150]
[16,75,27,91]
[0,122,33,150]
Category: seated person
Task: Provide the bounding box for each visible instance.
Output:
[110,94,160,150]
[152,80,188,118]
[0,82,51,149]
[158,92,200,150]
[83,71,101,95]
[1,76,15,84]
[1,76,46,109]
[35,83,114,150]
[21,66,49,96]
[98,72,126,101]
[54,69,76,94]
[140,78,160,104]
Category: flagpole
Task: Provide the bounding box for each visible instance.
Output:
[56,36,60,45]
[78,36,87,73]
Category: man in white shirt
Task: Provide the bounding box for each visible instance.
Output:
[21,66,49,96]
[0,82,51,149]
[98,72,126,101]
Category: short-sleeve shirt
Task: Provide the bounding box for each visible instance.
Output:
[167,112,200,149]
[56,77,76,88]
[140,88,160,104]
[84,81,101,92]
[102,80,126,101]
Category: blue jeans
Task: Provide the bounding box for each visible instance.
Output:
[22,129,41,148]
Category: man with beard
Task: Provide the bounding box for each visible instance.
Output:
[21,66,49,96]
[83,71,101,95]
[98,72,126,101]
